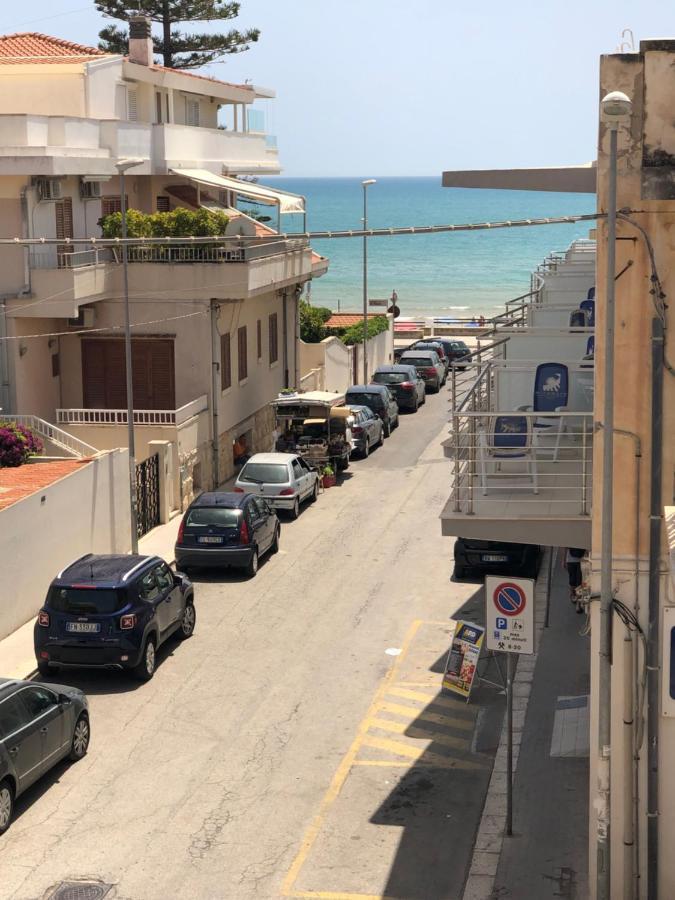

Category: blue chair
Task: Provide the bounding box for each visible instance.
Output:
[517,363,569,461]
[587,286,595,299]
[586,335,595,356]
[479,415,538,495]
[580,298,595,327]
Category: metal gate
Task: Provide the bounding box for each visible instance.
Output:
[136,453,160,538]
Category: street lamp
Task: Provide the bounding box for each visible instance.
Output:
[115,158,145,553]
[362,179,376,383]
[596,89,631,900]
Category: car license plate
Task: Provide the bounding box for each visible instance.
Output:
[198,536,223,544]
[482,554,509,562]
[66,622,100,633]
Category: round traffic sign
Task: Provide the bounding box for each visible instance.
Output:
[388,304,401,318]
[493,582,527,617]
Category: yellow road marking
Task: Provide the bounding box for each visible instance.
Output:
[289,892,387,899]
[281,619,424,897]
[367,717,471,751]
[361,735,485,770]
[376,700,474,731]
[386,686,476,714]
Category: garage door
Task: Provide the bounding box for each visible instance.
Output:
[82,338,176,410]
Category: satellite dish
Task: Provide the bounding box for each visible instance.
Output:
[225,215,256,237]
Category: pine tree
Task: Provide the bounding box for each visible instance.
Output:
[95,1,260,70]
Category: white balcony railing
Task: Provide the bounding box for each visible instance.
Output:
[57,395,208,428]
[2,414,98,458]
[29,248,114,270]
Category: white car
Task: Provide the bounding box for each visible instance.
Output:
[235,453,319,519]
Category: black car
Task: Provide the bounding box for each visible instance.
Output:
[175,491,280,577]
[429,338,472,370]
[34,554,195,681]
[345,384,399,436]
[371,365,426,411]
[453,538,541,579]
[0,678,90,834]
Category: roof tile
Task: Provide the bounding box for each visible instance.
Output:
[0,32,108,64]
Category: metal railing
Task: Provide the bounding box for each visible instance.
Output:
[29,248,114,270]
[445,409,593,517]
[56,395,208,427]
[2,414,98,457]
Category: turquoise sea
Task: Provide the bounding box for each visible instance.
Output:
[260,177,595,317]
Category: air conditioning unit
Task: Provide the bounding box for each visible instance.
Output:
[35,177,63,201]
[80,180,102,199]
[67,307,96,329]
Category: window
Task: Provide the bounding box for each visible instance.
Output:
[21,687,58,718]
[51,353,60,378]
[127,89,138,122]
[153,563,173,592]
[0,695,28,738]
[221,333,231,390]
[81,338,175,410]
[257,319,262,360]
[155,91,163,124]
[185,97,200,126]
[48,587,124,614]
[139,571,160,602]
[269,313,278,364]
[165,94,170,123]
[101,196,124,217]
[291,460,304,479]
[239,463,289,485]
[238,326,248,381]
[186,507,240,527]
[156,196,170,212]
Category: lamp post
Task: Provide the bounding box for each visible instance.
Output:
[361,179,376,383]
[115,158,145,554]
[596,89,631,900]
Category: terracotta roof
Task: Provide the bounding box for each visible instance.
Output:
[0,32,109,64]
[145,62,254,92]
[325,313,385,328]
[0,458,91,511]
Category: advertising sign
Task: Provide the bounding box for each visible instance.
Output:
[485,576,535,655]
[442,620,485,701]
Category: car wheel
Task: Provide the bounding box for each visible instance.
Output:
[413,398,419,412]
[69,713,90,761]
[0,779,14,835]
[177,602,196,640]
[454,565,467,580]
[362,438,369,458]
[289,497,300,519]
[37,659,52,677]
[384,420,391,438]
[133,637,156,682]
[394,414,400,429]
[310,481,319,503]
[271,526,280,554]
[421,391,427,405]
[246,548,259,578]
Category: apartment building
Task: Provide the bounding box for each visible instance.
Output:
[0,21,328,516]
[441,38,675,899]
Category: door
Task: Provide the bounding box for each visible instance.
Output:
[153,561,181,628]
[0,694,43,792]
[249,498,272,552]
[138,568,170,635]
[291,458,308,499]
[19,686,66,773]
[297,457,315,495]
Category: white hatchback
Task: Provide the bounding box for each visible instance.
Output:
[235,453,319,519]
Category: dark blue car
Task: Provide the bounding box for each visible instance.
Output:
[34,554,195,681]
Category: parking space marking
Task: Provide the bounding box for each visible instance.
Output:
[375,699,475,731]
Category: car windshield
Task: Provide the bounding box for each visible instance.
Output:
[401,357,432,367]
[48,587,125,614]
[239,463,289,484]
[373,373,407,384]
[347,392,383,407]
[452,342,469,351]
[186,507,240,527]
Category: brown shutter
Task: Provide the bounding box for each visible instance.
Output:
[55,198,74,268]
[220,333,231,390]
[269,313,278,364]
[238,326,247,381]
[82,339,174,410]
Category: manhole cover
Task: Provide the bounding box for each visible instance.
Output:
[48,883,112,900]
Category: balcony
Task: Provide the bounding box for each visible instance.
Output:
[153,123,280,175]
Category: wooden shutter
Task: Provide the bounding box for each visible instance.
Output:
[131,340,175,409]
[238,326,248,381]
[220,333,231,390]
[156,196,170,212]
[55,198,73,268]
[82,339,174,410]
[127,89,138,121]
[101,196,125,217]
[269,313,278,364]
[186,97,199,126]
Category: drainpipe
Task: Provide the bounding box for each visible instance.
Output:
[294,286,301,389]
[19,187,32,295]
[210,301,220,489]
[0,298,11,413]
[282,290,289,389]
[647,317,664,900]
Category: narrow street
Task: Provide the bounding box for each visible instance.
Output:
[4,381,503,900]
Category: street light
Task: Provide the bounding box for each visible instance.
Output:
[362,179,376,383]
[115,158,145,553]
[596,89,631,900]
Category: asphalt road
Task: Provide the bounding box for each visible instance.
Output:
[4,375,502,900]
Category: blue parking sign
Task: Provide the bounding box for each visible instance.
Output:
[496,617,507,630]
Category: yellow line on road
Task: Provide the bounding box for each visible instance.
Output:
[386,686,475,714]
[367,717,471,751]
[288,892,387,899]
[376,700,475,731]
[281,619,424,897]
[361,735,486,770]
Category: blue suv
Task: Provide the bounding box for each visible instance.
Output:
[34,554,195,681]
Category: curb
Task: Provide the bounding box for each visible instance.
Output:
[462,550,550,900]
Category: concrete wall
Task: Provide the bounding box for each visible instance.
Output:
[0,68,86,117]
[300,320,395,394]
[0,449,131,640]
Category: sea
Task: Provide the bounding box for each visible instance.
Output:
[257,177,595,319]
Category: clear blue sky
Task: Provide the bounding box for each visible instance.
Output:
[3,1,674,176]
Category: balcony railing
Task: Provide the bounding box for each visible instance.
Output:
[29,248,114,270]
[57,395,208,428]
[2,414,98,457]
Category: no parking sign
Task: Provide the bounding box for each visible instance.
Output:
[485,576,535,655]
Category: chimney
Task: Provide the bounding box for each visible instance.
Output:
[128,16,153,67]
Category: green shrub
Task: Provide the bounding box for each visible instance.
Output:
[333,316,390,346]
[99,207,229,239]
[299,301,333,343]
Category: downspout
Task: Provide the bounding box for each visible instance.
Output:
[0,299,10,413]
[20,187,32,295]
[294,286,301,389]
[210,301,220,489]
[647,317,664,900]
[282,290,289,389]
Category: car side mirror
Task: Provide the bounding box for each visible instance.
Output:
[173,573,183,586]
[58,693,72,705]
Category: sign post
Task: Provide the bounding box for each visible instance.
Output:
[485,576,535,837]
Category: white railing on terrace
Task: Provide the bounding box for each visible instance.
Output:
[29,248,114,270]
[57,394,208,428]
[2,414,98,458]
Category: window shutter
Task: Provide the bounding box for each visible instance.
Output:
[127,89,138,122]
[269,313,278,364]
[156,196,170,212]
[82,339,174,410]
[220,333,231,390]
[186,97,199,126]
[238,326,248,381]
[257,319,262,359]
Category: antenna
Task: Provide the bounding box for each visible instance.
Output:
[616,28,636,53]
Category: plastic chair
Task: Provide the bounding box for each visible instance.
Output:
[586,335,595,356]
[517,362,569,461]
[478,415,538,495]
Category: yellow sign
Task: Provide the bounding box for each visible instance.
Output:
[442,619,485,701]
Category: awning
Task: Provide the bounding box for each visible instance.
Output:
[169,168,305,215]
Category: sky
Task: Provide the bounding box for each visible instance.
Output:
[2,1,674,176]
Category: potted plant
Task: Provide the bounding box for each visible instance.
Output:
[321,464,336,488]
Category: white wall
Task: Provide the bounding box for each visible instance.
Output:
[0,449,131,640]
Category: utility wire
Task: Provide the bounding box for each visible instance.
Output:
[0,309,207,342]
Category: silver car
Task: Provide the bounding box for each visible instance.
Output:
[0,678,90,834]
[235,453,319,519]
[399,350,445,393]
[349,405,384,458]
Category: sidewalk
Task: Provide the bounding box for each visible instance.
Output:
[463,556,590,899]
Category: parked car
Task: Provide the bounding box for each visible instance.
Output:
[348,405,384,458]
[176,492,280,578]
[345,384,399,436]
[235,452,319,519]
[399,350,445,393]
[34,554,195,681]
[414,337,472,370]
[453,538,541,580]
[0,678,90,834]
[408,340,450,376]
[371,364,426,411]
